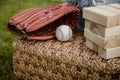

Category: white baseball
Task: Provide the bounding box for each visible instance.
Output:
[55,25,73,41]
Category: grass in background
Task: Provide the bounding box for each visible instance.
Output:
[0,0,63,79]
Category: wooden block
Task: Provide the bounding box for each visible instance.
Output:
[105,26,120,38]
[83,7,119,27]
[85,20,105,37]
[85,20,91,29]
[84,28,120,48]
[96,5,120,25]
[86,38,98,52]
[84,28,105,48]
[105,36,120,48]
[99,47,120,59]
[85,20,120,38]
[108,4,120,9]
[86,38,120,59]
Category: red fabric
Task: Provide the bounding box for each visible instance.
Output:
[8,4,80,40]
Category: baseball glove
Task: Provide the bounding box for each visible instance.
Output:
[8,4,80,40]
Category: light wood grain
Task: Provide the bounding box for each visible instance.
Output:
[99,47,120,59]
[84,28,105,48]
[85,38,120,59]
[108,4,120,9]
[83,7,119,27]
[85,20,120,38]
[105,26,120,38]
[96,5,120,25]
[84,28,120,48]
[86,38,98,52]
[85,20,105,37]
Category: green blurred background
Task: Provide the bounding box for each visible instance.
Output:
[0,0,63,79]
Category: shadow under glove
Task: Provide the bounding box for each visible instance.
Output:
[66,0,92,32]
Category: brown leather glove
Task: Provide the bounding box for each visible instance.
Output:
[8,4,80,40]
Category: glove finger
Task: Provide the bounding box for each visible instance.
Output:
[9,8,37,25]
[18,6,54,30]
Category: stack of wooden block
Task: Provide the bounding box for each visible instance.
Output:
[83,4,120,59]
